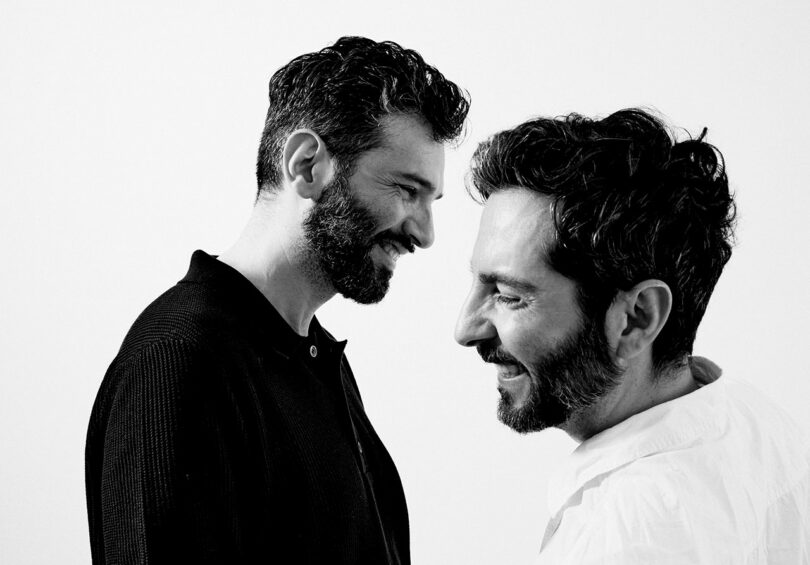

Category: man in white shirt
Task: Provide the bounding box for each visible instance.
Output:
[455,109,810,564]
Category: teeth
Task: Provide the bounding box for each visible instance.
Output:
[497,363,524,378]
[381,242,400,261]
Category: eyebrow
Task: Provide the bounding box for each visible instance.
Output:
[476,271,538,293]
[396,172,443,200]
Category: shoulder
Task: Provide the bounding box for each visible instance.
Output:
[595,444,758,528]
[97,338,224,413]
[723,378,810,446]
[588,464,683,527]
[113,280,244,364]
[550,468,734,564]
[574,436,803,558]
[706,379,810,501]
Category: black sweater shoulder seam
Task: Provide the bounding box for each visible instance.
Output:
[113,335,207,370]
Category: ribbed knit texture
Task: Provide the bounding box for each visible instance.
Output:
[85,251,410,564]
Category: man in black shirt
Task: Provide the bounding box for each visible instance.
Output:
[85,37,469,564]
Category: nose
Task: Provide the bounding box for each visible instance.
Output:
[403,202,435,249]
[454,289,495,347]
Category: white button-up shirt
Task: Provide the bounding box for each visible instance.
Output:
[536,359,810,564]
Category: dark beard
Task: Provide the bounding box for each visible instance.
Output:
[302,174,411,304]
[478,312,622,434]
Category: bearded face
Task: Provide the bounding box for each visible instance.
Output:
[478,310,622,434]
[302,173,414,304]
[456,189,624,435]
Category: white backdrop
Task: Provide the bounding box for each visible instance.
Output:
[2,1,809,563]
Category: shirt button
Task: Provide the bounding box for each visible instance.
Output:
[309,345,318,358]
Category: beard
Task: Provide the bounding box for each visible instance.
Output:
[302,173,413,304]
[477,311,622,434]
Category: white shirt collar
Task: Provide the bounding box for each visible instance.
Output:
[547,357,726,516]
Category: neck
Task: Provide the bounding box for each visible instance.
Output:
[564,356,698,442]
[218,197,335,336]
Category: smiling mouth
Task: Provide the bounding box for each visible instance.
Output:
[380,241,402,263]
[496,363,526,381]
[374,238,412,268]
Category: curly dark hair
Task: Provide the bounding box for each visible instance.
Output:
[255,36,470,194]
[468,109,737,374]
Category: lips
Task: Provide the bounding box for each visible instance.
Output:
[373,232,414,255]
[496,363,527,381]
[371,236,412,271]
[477,344,521,367]
[380,241,401,263]
[372,241,402,271]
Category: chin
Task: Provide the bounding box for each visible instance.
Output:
[497,394,547,434]
[338,272,391,304]
[496,387,568,434]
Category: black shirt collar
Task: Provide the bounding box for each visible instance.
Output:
[180,250,346,362]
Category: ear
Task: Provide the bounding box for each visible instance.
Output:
[604,279,672,367]
[281,129,335,200]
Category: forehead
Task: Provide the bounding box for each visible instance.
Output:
[354,113,446,192]
[472,188,556,276]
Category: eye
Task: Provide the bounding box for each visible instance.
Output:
[396,184,419,199]
[494,293,521,307]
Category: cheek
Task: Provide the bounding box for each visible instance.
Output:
[498,308,575,364]
[365,197,404,232]
[497,316,546,363]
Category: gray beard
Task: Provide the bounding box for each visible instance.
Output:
[496,312,622,434]
[301,174,392,304]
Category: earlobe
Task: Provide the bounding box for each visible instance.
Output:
[282,129,335,200]
[613,280,672,362]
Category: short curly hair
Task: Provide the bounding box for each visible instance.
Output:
[256,36,470,194]
[468,109,736,374]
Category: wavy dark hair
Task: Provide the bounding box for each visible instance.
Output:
[468,109,736,374]
[256,36,470,194]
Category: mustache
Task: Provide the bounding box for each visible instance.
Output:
[372,232,415,254]
[476,343,521,365]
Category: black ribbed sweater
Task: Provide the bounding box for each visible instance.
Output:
[85,251,409,564]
